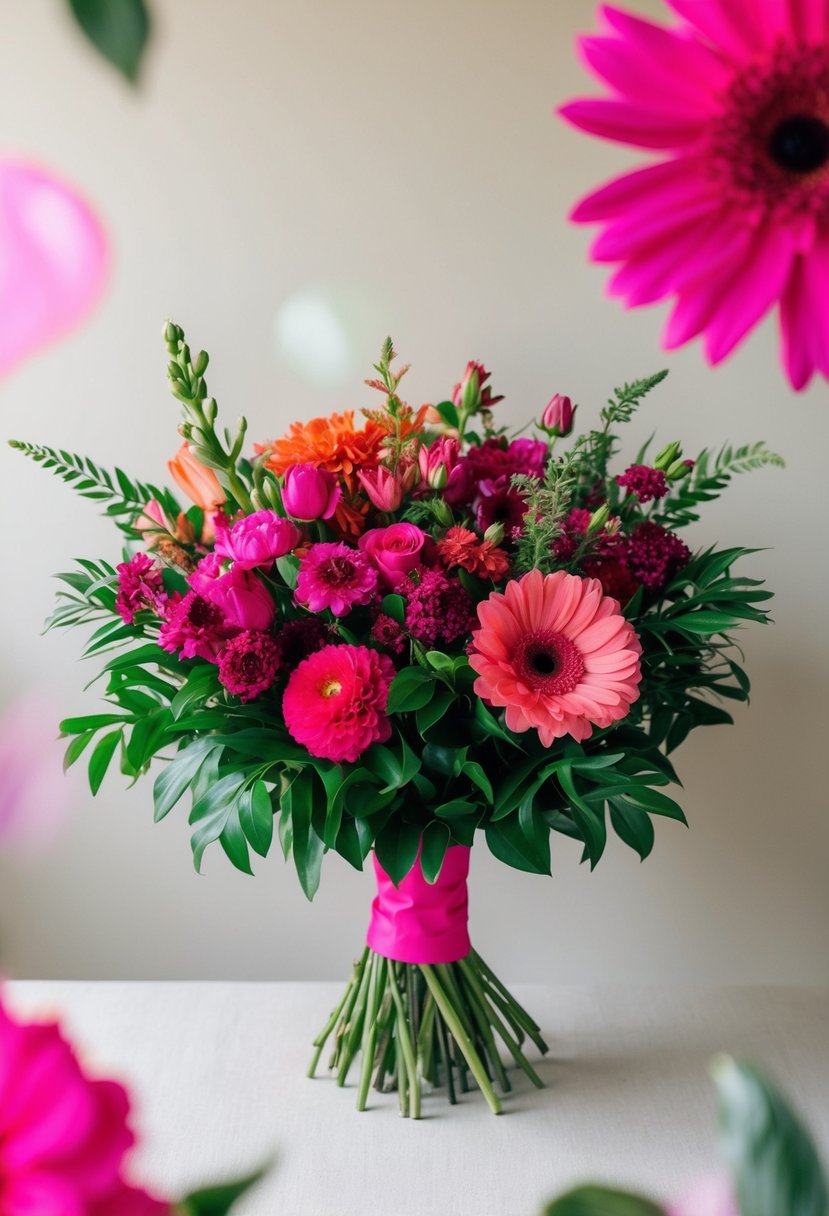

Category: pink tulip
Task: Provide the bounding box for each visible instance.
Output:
[451,360,504,411]
[190,555,276,632]
[418,436,461,490]
[541,393,575,437]
[357,466,406,512]
[0,160,108,377]
[214,509,301,570]
[282,464,341,522]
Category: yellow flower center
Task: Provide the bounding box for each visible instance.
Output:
[320,678,342,699]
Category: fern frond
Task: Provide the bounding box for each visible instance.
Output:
[9,440,180,533]
[656,441,784,528]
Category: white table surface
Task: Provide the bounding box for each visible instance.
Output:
[7,982,828,1216]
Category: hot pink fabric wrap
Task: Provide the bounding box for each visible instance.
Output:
[366,845,471,964]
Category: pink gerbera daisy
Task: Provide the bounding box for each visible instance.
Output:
[282,643,396,762]
[295,542,378,616]
[561,1,829,389]
[469,568,642,746]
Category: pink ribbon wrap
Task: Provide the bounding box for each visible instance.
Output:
[366,845,471,964]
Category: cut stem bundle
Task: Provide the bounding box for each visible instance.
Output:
[309,948,548,1116]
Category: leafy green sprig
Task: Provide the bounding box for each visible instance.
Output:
[163,320,254,514]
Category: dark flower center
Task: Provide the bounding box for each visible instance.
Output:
[515,629,585,697]
[768,114,829,174]
[321,556,356,585]
[240,653,260,679]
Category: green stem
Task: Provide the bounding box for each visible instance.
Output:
[459,957,544,1090]
[420,965,502,1115]
[389,963,420,1119]
[357,956,385,1111]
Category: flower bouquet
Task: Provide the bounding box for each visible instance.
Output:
[12,323,779,1117]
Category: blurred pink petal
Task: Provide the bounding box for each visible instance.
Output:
[0,160,108,377]
[0,696,74,852]
[667,1174,739,1216]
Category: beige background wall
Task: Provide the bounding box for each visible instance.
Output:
[0,0,826,983]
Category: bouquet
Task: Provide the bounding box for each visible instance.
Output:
[11,322,780,1117]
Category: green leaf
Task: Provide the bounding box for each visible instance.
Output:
[416,686,455,735]
[424,650,455,677]
[67,0,150,83]
[668,610,750,635]
[472,698,515,743]
[714,1057,829,1216]
[60,713,129,734]
[557,764,606,867]
[386,666,435,714]
[88,729,122,796]
[421,743,461,777]
[609,799,655,861]
[188,774,247,873]
[64,730,96,770]
[126,707,171,771]
[433,400,460,429]
[616,786,687,824]
[177,1162,270,1216]
[238,781,274,858]
[362,736,420,792]
[543,1185,665,1216]
[420,820,451,884]
[461,760,494,803]
[374,819,422,885]
[380,593,406,624]
[433,798,477,819]
[485,817,550,875]
[275,554,300,589]
[335,815,372,870]
[170,665,220,720]
[284,771,324,900]
[493,756,555,821]
[153,738,218,822]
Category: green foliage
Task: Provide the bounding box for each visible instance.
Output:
[511,458,580,576]
[714,1057,829,1216]
[176,1162,270,1216]
[67,0,150,83]
[578,369,669,484]
[657,442,785,529]
[8,442,180,537]
[543,1187,666,1216]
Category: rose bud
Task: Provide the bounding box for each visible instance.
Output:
[541,394,575,437]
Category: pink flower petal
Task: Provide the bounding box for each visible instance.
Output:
[590,193,720,263]
[786,0,828,42]
[702,227,796,363]
[666,0,783,56]
[599,5,733,95]
[559,98,708,149]
[780,233,829,389]
[0,161,108,377]
[570,157,705,224]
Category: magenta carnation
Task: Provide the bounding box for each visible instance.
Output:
[371,612,407,655]
[625,520,690,590]
[218,630,282,701]
[561,0,829,389]
[0,990,168,1216]
[282,644,395,762]
[405,570,476,648]
[295,542,378,616]
[475,477,530,541]
[115,553,167,624]
[616,463,669,504]
[214,509,301,570]
[159,592,229,661]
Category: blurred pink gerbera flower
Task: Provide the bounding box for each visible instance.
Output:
[283,643,395,762]
[469,569,642,746]
[0,990,167,1215]
[561,1,829,389]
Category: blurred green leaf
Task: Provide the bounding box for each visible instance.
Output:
[67,0,151,83]
[543,1185,665,1216]
[177,1162,270,1215]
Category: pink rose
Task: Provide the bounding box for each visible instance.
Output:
[359,523,428,588]
[541,393,576,437]
[214,509,301,570]
[190,555,276,632]
[282,464,341,522]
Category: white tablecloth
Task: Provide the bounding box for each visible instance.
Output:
[7,982,828,1215]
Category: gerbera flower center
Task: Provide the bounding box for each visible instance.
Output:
[711,44,829,219]
[515,629,585,696]
[769,114,829,174]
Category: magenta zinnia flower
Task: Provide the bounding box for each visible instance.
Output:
[469,568,642,745]
[0,990,168,1215]
[282,643,395,762]
[561,1,829,389]
[295,542,378,616]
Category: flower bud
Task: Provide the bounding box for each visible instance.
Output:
[483,522,505,545]
[666,457,693,481]
[433,498,453,526]
[541,393,575,437]
[587,503,610,535]
[654,441,681,471]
